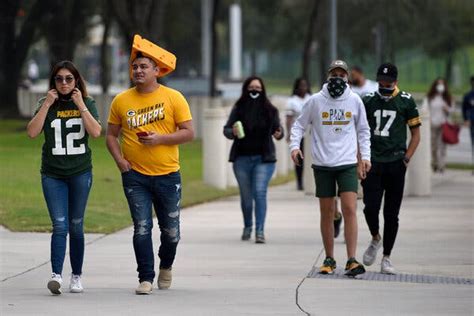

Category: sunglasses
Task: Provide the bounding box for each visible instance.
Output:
[54,76,75,84]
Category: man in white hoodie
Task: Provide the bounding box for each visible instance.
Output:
[290,60,371,277]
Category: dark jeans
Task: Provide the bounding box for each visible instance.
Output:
[233,155,275,234]
[41,170,92,275]
[121,170,181,283]
[470,124,474,165]
[361,160,407,256]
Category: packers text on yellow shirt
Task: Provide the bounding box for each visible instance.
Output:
[108,85,192,175]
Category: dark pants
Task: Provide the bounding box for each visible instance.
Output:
[121,170,181,283]
[295,139,304,190]
[361,160,407,256]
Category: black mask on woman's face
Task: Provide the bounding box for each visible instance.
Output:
[248,90,262,100]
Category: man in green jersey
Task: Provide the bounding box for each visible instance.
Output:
[361,63,421,274]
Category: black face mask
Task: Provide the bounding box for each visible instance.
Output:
[248,90,262,100]
[378,86,395,96]
[327,77,347,98]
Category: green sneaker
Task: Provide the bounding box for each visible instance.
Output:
[319,257,337,274]
[344,258,365,277]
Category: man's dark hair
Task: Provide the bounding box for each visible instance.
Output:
[134,52,157,67]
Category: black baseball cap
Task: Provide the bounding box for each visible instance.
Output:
[376,63,398,82]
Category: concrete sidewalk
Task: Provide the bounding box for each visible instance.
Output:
[1,170,473,315]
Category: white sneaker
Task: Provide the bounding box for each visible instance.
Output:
[135,281,153,295]
[47,273,62,295]
[70,274,84,293]
[363,238,382,266]
[381,256,396,274]
[158,268,172,290]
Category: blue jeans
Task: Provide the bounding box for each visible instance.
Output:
[233,155,275,234]
[121,170,181,283]
[41,170,92,275]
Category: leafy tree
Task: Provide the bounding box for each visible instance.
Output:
[417,0,474,81]
[301,0,321,84]
[0,0,46,118]
[108,0,168,51]
[338,0,420,64]
[39,0,97,66]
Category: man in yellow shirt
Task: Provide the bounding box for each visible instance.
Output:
[106,40,194,295]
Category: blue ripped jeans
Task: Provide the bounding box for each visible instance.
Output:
[233,155,275,234]
[121,170,181,283]
[41,170,92,276]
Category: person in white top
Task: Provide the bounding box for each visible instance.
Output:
[350,66,379,98]
[290,60,371,277]
[422,78,455,173]
[285,78,311,190]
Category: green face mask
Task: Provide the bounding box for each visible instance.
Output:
[327,77,347,98]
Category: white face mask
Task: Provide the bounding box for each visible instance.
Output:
[436,84,445,94]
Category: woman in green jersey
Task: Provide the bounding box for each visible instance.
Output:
[27,60,101,294]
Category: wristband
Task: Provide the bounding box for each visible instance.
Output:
[80,108,89,113]
[403,156,410,164]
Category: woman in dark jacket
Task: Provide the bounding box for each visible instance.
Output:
[223,76,284,243]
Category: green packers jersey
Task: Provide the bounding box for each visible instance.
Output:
[35,97,100,178]
[363,90,421,162]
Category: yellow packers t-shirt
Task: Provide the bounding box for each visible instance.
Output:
[108,85,192,175]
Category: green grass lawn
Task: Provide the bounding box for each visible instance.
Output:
[0,120,294,233]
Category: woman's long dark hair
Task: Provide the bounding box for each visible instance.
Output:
[292,77,311,96]
[48,60,88,97]
[234,76,276,130]
[427,77,452,106]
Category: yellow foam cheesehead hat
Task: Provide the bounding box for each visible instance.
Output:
[129,34,176,78]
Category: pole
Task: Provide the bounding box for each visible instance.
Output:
[329,0,337,60]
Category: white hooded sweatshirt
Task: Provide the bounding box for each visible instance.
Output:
[289,83,371,167]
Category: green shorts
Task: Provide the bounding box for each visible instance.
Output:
[312,164,358,198]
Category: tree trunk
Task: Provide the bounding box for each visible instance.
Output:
[0,1,45,118]
[0,2,20,118]
[100,16,111,94]
[445,51,453,83]
[302,0,320,84]
[109,0,165,46]
[250,50,257,76]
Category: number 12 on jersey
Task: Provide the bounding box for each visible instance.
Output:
[51,118,86,155]
[373,109,396,137]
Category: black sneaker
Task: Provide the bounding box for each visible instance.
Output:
[319,257,337,274]
[334,212,342,238]
[255,233,265,244]
[344,258,365,277]
[241,227,252,241]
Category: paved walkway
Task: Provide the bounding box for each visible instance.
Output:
[1,168,473,315]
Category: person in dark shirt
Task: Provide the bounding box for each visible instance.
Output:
[223,76,284,243]
[462,76,474,168]
[361,63,421,274]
